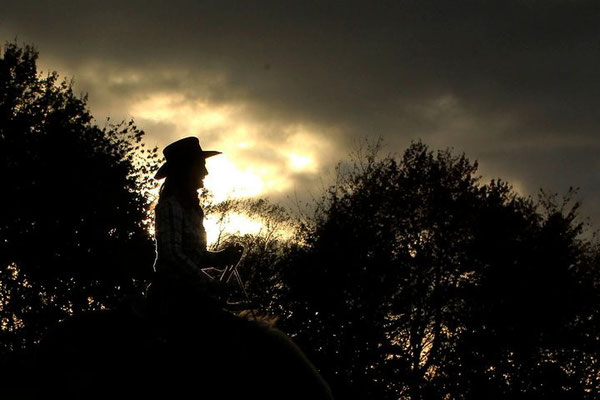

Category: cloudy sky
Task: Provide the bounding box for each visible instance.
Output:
[2,0,599,232]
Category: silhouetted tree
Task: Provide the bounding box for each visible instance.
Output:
[452,187,600,399]
[0,42,159,359]
[278,140,600,400]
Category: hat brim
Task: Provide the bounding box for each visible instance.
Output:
[153,150,222,180]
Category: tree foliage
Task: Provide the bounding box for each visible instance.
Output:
[0,42,159,355]
[277,140,600,400]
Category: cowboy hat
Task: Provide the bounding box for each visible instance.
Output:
[154,136,222,180]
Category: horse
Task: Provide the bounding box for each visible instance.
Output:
[33,298,334,399]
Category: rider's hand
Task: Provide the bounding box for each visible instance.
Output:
[223,242,244,265]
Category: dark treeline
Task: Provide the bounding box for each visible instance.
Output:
[0,42,160,393]
[1,43,599,399]
[265,143,600,400]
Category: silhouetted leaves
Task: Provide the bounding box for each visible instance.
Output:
[0,42,159,354]
[275,140,599,399]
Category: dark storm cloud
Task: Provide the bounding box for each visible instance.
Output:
[2,0,600,226]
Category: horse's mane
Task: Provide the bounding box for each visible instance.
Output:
[237,309,280,328]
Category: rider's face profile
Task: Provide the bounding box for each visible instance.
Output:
[191,159,209,189]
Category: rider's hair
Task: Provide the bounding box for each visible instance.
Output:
[158,162,201,209]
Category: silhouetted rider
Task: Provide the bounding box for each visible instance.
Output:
[148,136,243,319]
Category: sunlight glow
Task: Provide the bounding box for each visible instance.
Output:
[133,92,334,244]
[288,153,313,170]
[131,93,235,132]
[279,125,329,173]
[204,156,266,203]
[133,93,332,202]
[204,212,264,247]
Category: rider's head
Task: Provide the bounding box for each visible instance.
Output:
[155,137,221,205]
